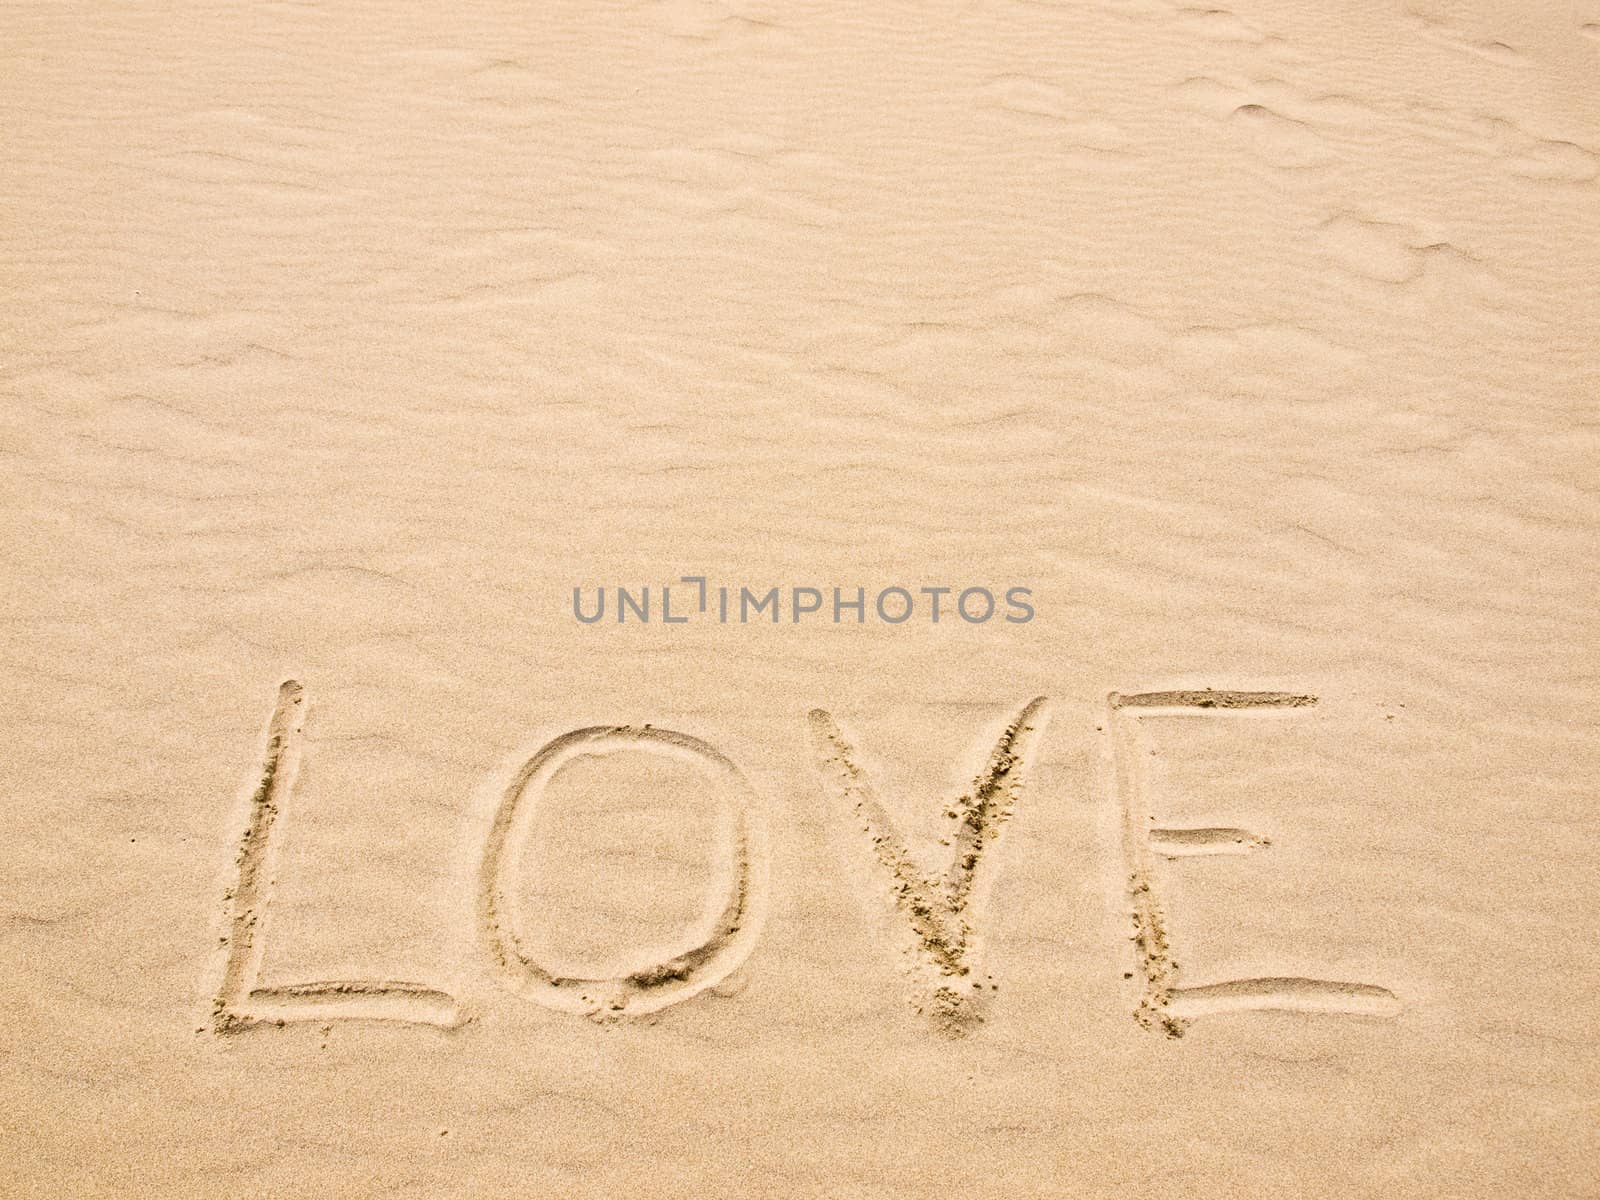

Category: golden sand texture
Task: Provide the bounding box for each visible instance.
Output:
[2,1,1597,1196]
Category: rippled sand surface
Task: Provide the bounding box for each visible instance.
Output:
[2,2,1596,1196]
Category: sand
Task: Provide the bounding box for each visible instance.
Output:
[2,0,1597,1196]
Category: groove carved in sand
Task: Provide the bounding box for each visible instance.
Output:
[212,681,465,1033]
[1107,689,1399,1038]
[807,698,1049,1037]
[478,726,768,1019]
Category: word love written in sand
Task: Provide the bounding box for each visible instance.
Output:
[209,684,1400,1041]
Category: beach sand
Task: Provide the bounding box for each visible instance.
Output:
[2,1,1596,1195]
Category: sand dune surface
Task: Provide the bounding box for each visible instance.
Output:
[2,1,1597,1196]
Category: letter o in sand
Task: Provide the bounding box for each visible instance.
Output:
[479,726,768,1018]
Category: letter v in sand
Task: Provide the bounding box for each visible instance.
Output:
[807,698,1049,1036]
